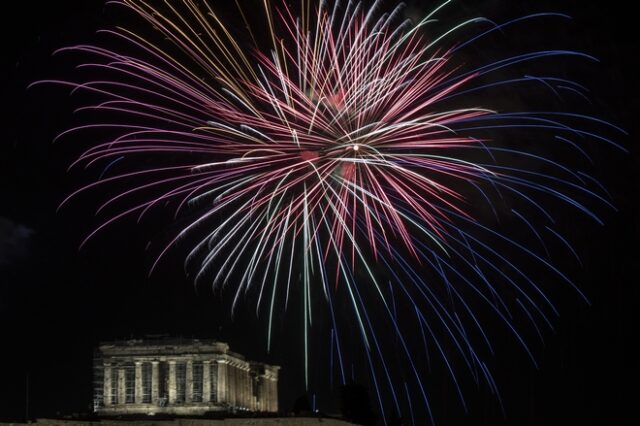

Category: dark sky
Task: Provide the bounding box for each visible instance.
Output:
[1,1,638,424]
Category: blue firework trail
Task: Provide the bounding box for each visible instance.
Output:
[36,0,625,423]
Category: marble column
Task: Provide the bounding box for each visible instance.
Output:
[117,368,126,405]
[240,366,245,408]
[103,364,112,405]
[265,377,271,412]
[168,361,177,404]
[243,368,250,409]
[134,362,143,403]
[261,376,268,411]
[229,364,237,407]
[270,377,278,412]
[185,360,193,403]
[250,376,257,411]
[261,377,268,412]
[217,360,227,404]
[202,361,211,403]
[151,361,159,403]
[240,367,246,408]
[239,368,245,408]
[236,366,240,407]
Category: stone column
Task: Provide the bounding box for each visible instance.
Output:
[265,377,272,412]
[242,367,249,409]
[243,368,249,408]
[249,370,255,410]
[168,361,177,404]
[235,366,242,408]
[238,366,243,407]
[237,365,243,407]
[217,360,227,404]
[232,366,238,408]
[255,375,264,411]
[117,368,126,405]
[185,360,193,403]
[265,377,271,412]
[134,362,143,404]
[151,361,159,404]
[259,377,266,412]
[270,377,278,412]
[229,364,236,407]
[103,364,112,405]
[251,374,257,411]
[202,361,211,403]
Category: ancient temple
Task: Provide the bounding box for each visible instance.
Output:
[93,338,279,415]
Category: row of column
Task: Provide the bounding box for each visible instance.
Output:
[102,359,276,411]
[104,360,212,405]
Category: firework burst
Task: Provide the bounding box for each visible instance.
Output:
[37,0,624,423]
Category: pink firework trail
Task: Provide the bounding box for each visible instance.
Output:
[36,0,624,423]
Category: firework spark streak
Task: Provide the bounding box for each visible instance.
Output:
[36,0,624,423]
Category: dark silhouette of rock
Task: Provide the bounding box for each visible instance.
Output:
[339,383,377,426]
[292,394,311,416]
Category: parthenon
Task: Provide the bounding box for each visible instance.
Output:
[93,338,279,415]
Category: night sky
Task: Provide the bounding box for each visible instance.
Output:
[1,1,638,424]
